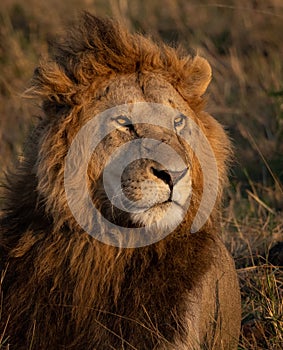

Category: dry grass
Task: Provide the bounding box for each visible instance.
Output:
[238,265,282,349]
[0,0,282,348]
[222,198,283,349]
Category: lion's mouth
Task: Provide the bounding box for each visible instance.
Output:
[129,199,186,230]
[133,197,184,212]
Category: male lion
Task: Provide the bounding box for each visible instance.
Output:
[0,14,241,349]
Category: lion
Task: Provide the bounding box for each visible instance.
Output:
[0,13,241,349]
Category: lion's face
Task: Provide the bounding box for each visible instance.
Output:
[34,47,229,244]
[82,74,200,232]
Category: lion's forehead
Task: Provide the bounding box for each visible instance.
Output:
[87,74,193,117]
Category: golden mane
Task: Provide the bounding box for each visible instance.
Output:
[31,13,211,112]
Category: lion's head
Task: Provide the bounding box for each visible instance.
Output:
[26,14,231,248]
[0,14,240,350]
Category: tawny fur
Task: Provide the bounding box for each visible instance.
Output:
[0,13,241,349]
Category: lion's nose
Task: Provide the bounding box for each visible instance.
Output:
[150,165,188,188]
[150,166,173,193]
[169,168,188,184]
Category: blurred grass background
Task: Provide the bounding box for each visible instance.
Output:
[0,0,282,348]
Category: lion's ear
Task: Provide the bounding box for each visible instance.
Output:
[30,61,77,112]
[186,56,212,96]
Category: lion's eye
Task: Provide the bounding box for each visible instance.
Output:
[174,114,186,130]
[114,115,132,127]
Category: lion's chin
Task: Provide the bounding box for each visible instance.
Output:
[130,202,185,231]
